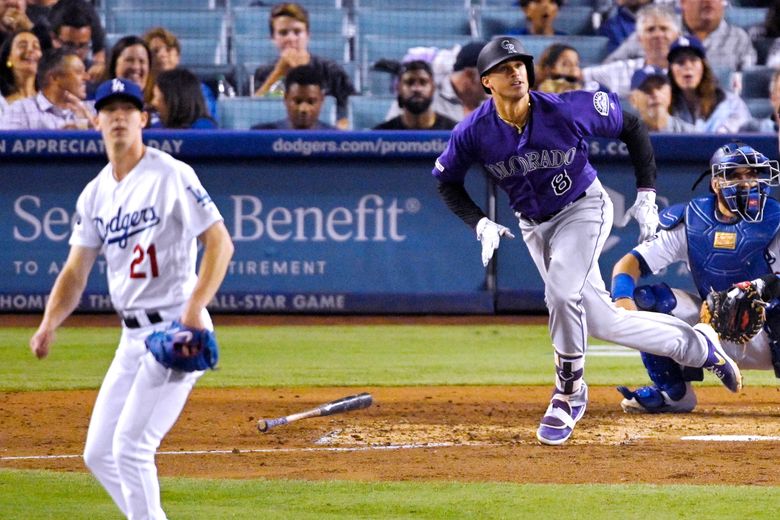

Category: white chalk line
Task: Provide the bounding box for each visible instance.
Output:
[0,441,498,462]
[680,435,780,442]
[5,434,778,462]
[588,344,640,357]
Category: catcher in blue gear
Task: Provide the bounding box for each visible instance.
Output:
[610,142,780,413]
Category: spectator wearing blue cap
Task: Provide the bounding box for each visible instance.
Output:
[667,35,750,134]
[628,65,694,133]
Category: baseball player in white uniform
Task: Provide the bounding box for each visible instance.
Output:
[29,78,234,520]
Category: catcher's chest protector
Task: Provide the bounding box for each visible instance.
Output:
[686,196,780,297]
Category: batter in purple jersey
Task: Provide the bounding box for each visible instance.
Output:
[433,37,742,445]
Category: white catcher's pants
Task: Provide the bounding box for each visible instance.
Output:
[519,178,710,372]
[83,311,210,520]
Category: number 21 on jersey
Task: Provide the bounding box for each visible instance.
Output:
[130,243,159,278]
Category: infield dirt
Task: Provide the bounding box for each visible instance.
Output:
[3,313,780,485]
[2,385,780,485]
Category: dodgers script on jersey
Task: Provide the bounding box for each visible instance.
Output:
[69,147,223,312]
[433,90,623,220]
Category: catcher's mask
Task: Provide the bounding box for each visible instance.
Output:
[707,142,780,222]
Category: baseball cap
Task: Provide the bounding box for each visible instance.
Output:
[94,78,144,111]
[667,35,706,63]
[630,65,669,92]
[453,40,487,71]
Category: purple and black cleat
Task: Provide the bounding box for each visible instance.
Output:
[694,323,742,393]
[536,383,588,446]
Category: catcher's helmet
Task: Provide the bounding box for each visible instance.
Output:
[709,142,780,222]
[477,37,535,93]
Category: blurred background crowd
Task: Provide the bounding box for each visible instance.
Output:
[0,0,777,133]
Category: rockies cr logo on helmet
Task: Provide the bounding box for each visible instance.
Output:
[501,39,519,54]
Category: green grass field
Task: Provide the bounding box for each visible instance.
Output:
[2,324,779,518]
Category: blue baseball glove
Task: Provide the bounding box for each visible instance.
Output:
[145,321,219,372]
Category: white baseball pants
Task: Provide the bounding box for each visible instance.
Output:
[83,316,208,520]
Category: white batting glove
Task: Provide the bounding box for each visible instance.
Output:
[476,217,515,267]
[622,190,658,243]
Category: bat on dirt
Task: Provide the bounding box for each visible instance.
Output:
[257,392,373,433]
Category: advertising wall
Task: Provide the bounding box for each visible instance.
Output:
[1,131,776,314]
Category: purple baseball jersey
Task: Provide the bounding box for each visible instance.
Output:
[433,90,623,220]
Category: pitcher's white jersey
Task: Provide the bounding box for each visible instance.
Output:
[69,146,223,312]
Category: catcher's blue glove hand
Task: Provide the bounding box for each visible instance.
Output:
[145,321,219,372]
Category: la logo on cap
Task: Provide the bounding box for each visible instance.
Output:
[501,39,518,54]
[679,36,690,47]
[111,78,125,92]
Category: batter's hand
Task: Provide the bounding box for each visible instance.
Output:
[476,217,515,267]
[29,327,55,360]
[622,190,658,243]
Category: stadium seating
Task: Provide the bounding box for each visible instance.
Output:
[350,95,395,130]
[354,8,475,39]
[217,96,337,130]
[358,36,466,95]
[740,66,774,99]
[233,36,350,70]
[102,0,220,8]
[725,6,768,30]
[105,8,229,40]
[478,5,595,38]
[495,35,610,65]
[745,97,774,120]
[231,7,349,38]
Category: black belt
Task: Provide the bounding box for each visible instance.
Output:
[519,191,587,225]
[122,311,163,329]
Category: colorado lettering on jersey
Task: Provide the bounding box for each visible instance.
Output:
[186,185,213,207]
[484,147,576,180]
[94,205,161,248]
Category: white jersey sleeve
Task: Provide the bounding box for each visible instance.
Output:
[631,224,689,275]
[70,167,110,251]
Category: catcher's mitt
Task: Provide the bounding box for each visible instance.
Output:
[700,281,767,343]
[145,321,219,372]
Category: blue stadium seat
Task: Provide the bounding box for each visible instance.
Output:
[217,96,336,129]
[233,35,349,69]
[355,0,470,7]
[745,97,774,120]
[355,8,475,39]
[479,5,595,37]
[359,35,465,95]
[105,33,228,65]
[104,0,220,8]
[725,6,768,30]
[350,95,395,130]
[230,0,341,6]
[740,66,774,99]
[106,8,228,40]
[232,7,348,37]
[493,35,609,65]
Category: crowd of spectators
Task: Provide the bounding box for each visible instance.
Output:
[0,0,778,134]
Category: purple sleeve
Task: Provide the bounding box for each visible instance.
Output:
[432,124,475,183]
[559,91,623,139]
